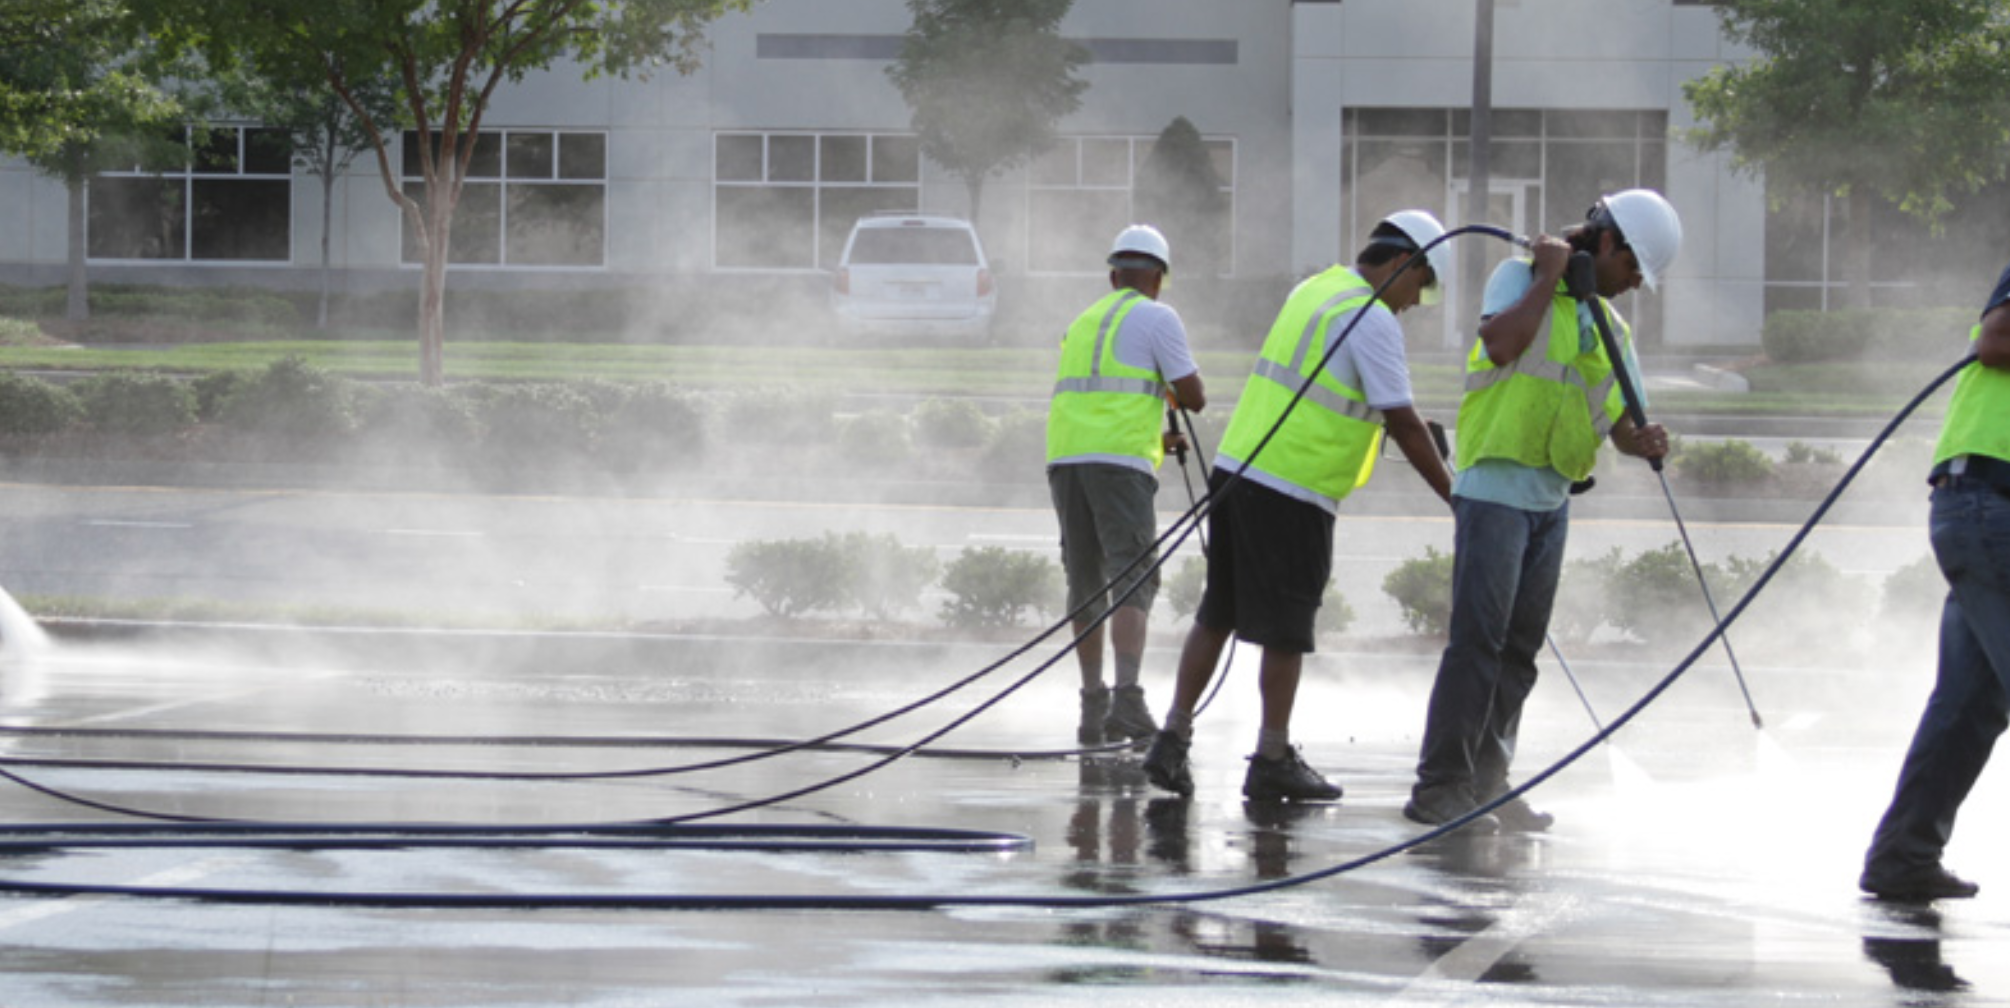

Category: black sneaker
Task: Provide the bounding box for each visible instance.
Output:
[1142,730,1194,797]
[1242,746,1343,803]
[1860,864,1980,902]
[1076,687,1110,747]
[1403,784,1501,835]
[1103,684,1158,742]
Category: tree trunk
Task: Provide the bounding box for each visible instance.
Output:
[964,175,985,239]
[317,171,335,330]
[64,176,88,322]
[1842,188,1874,310]
[418,198,452,386]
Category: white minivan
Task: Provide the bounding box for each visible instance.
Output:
[830,213,996,340]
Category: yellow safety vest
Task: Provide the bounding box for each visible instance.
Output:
[1216,265,1385,500]
[1933,323,2010,466]
[1457,276,1628,481]
[1046,289,1167,468]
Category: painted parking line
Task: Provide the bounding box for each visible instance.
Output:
[79,520,193,530]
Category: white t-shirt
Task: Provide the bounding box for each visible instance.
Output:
[1215,297,1414,514]
[1050,296,1200,475]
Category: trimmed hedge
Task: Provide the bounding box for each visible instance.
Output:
[1761,307,1975,363]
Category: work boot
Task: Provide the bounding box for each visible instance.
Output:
[1103,684,1158,743]
[1403,784,1500,835]
[1242,746,1343,803]
[1860,864,1981,902]
[1142,730,1194,797]
[1076,687,1110,747]
[1488,793,1555,834]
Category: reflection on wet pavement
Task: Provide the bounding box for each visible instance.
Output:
[0,628,2002,1006]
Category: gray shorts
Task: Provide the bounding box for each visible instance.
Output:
[1048,462,1161,616]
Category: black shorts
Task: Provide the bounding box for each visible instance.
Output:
[1194,469,1334,653]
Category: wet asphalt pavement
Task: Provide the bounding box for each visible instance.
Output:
[0,624,2000,1006]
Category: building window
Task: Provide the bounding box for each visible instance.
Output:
[400,130,607,267]
[1025,134,1237,276]
[713,132,921,270]
[88,126,293,262]
[1342,107,1668,346]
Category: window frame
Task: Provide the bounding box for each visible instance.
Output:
[710,130,924,273]
[86,124,295,266]
[399,128,610,271]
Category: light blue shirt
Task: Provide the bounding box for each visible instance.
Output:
[1452,259,1647,513]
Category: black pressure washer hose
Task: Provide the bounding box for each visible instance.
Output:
[0,230,1966,908]
[0,349,1960,910]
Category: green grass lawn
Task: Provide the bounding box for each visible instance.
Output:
[0,336,1963,418]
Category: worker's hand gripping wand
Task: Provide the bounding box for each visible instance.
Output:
[1565,252,1764,730]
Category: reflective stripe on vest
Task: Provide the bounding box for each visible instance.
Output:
[1455,280,1626,481]
[1933,323,2010,467]
[1046,289,1168,467]
[1217,266,1386,500]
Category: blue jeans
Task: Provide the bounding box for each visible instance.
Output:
[1414,496,1569,799]
[1864,482,2010,880]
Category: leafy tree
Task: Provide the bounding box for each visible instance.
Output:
[1683,0,2010,307]
[887,0,1088,233]
[135,0,753,385]
[0,0,191,322]
[1133,116,1228,279]
[215,68,403,329]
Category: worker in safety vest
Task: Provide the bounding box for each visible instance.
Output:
[1047,224,1207,747]
[1141,211,1454,803]
[1859,268,2010,902]
[1405,190,1678,834]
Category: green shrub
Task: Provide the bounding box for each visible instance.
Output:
[216,356,356,443]
[474,382,601,471]
[1316,581,1355,636]
[72,371,196,435]
[838,410,911,466]
[1880,554,1945,624]
[352,383,480,460]
[980,408,1047,472]
[1165,554,1206,619]
[1383,546,1454,637]
[835,531,941,619]
[939,546,1061,628]
[723,532,942,620]
[1720,548,1875,649]
[599,381,706,472]
[1551,547,1624,643]
[0,371,82,434]
[1784,441,1844,466]
[1761,307,1975,363]
[1673,438,1774,485]
[725,537,852,618]
[911,397,993,450]
[191,370,250,421]
[0,317,43,345]
[1605,542,1725,647]
[713,387,839,446]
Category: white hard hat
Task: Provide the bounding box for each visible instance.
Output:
[1379,209,1450,305]
[1108,224,1171,272]
[1599,189,1682,290]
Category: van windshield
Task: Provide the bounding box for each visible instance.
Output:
[848,227,980,266]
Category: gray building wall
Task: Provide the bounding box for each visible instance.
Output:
[0,0,1764,346]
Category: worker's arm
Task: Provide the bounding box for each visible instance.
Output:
[1476,234,1571,367]
[1979,300,2010,369]
[1167,371,1205,412]
[1382,406,1453,505]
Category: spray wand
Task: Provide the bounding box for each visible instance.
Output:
[1565,252,1764,730]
